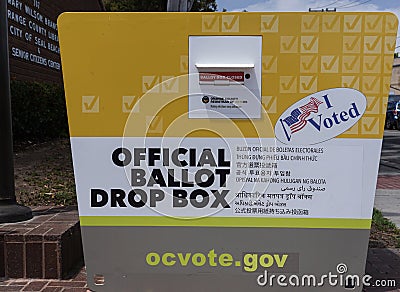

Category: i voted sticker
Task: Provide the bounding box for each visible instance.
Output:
[275,88,367,145]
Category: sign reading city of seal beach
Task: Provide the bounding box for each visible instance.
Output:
[275,88,367,145]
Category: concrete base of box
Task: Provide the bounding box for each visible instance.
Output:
[0,206,83,279]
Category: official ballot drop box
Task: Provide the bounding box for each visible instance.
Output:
[58,12,398,291]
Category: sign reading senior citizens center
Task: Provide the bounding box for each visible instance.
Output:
[58,12,398,291]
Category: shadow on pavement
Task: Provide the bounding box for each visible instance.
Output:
[364,248,400,291]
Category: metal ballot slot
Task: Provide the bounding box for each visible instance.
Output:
[188,36,262,119]
[197,64,252,85]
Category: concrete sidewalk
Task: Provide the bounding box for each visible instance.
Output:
[375,174,400,228]
[0,268,88,291]
[365,249,400,292]
[364,176,400,291]
[375,189,400,227]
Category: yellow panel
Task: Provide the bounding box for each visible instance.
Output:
[58,12,398,138]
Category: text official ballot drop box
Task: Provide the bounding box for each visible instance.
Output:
[58,12,398,291]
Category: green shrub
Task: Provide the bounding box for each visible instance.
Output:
[372,208,398,231]
[10,80,68,141]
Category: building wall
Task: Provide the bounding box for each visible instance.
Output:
[7,0,104,84]
[392,57,400,95]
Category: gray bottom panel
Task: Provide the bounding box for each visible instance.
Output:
[81,226,370,291]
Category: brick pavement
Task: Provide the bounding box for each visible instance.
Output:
[377,176,400,189]
[0,267,88,291]
[375,176,400,227]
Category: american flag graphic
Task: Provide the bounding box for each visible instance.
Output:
[283,97,323,134]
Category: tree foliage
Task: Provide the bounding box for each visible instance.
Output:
[11,81,68,141]
[104,0,217,12]
[104,0,166,11]
[190,0,217,12]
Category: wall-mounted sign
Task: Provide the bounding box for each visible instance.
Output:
[7,0,104,83]
[59,12,398,291]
